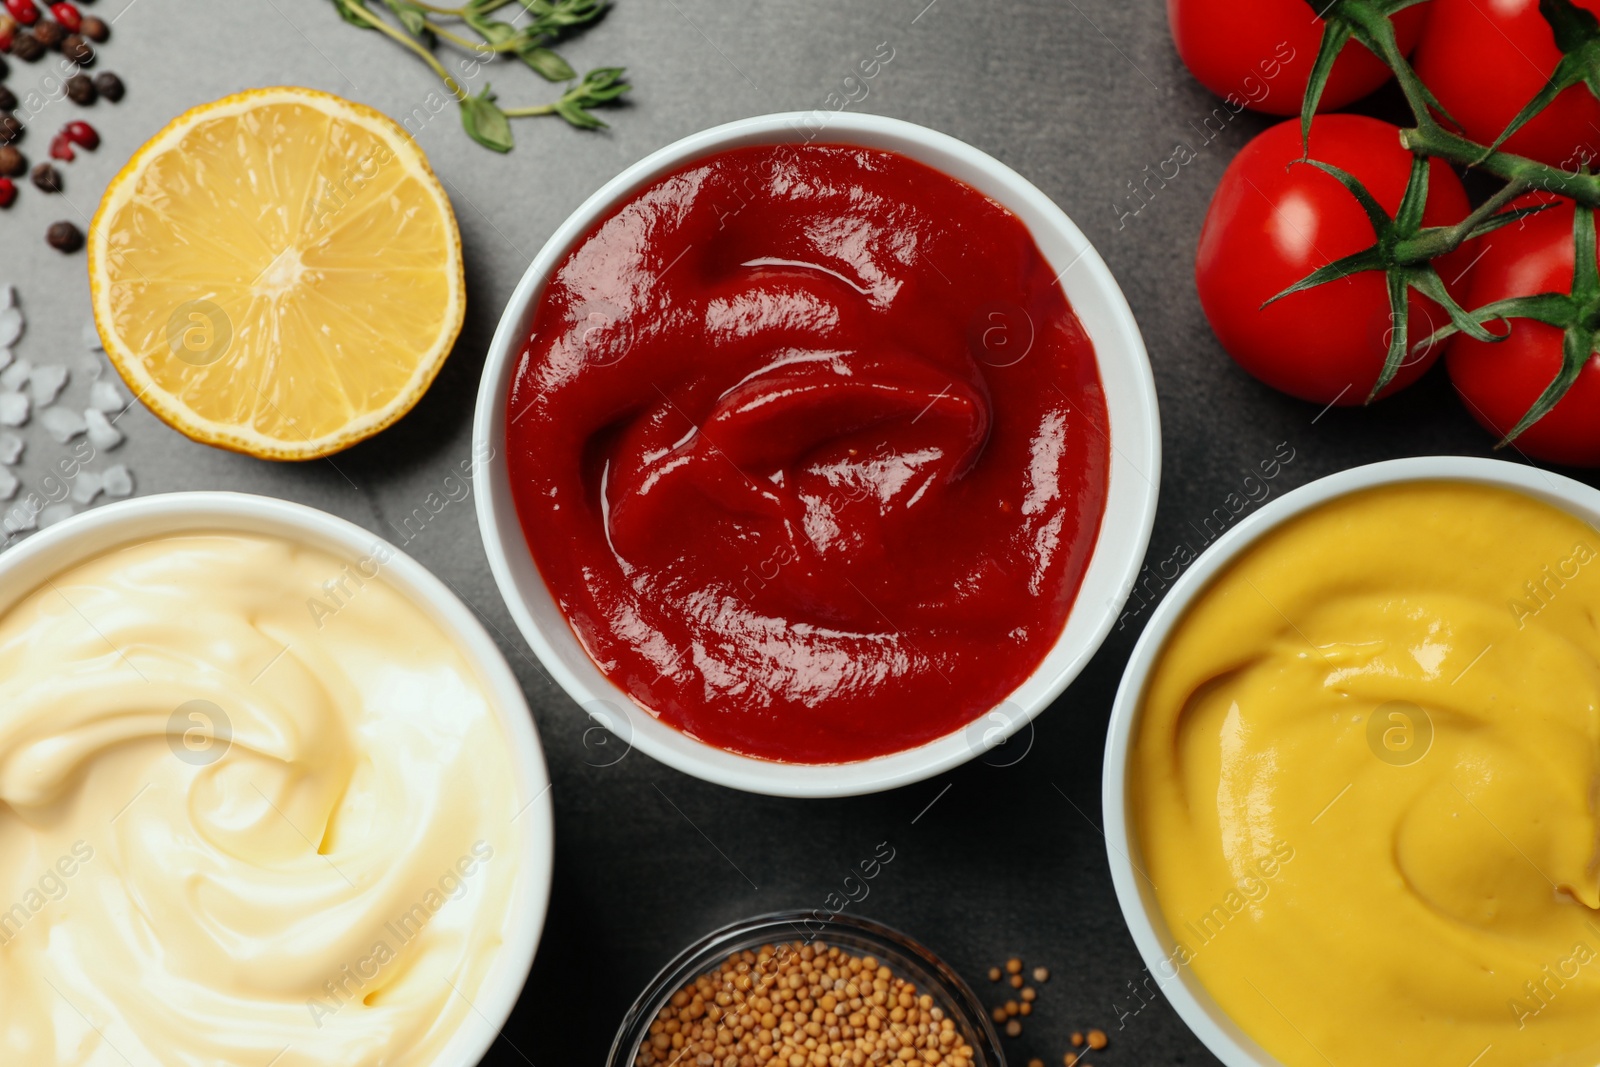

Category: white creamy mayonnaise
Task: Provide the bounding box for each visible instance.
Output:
[0,532,523,1066]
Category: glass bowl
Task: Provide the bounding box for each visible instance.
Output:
[608,911,1005,1067]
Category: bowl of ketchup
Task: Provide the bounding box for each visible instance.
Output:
[473,112,1159,796]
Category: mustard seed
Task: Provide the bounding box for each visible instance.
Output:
[1005,958,1023,975]
[1009,973,1024,988]
[635,941,978,1067]
[988,966,1002,982]
[1087,1029,1108,1050]
[1071,1032,1083,1047]
[1033,966,1049,983]
[1004,1019,1021,1038]
[1020,986,1036,1002]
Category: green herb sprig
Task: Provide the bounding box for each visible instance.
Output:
[331,0,630,152]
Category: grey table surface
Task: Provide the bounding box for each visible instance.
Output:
[3,1,1596,1064]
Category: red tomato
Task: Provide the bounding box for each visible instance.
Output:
[1196,115,1473,406]
[1414,0,1600,171]
[1447,200,1600,467]
[1169,0,1429,115]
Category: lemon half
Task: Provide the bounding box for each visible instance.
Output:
[88,86,465,460]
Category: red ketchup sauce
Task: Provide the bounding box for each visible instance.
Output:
[506,145,1109,763]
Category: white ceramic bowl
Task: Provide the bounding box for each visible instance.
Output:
[474,111,1160,797]
[1102,455,1600,1067]
[1,492,554,1067]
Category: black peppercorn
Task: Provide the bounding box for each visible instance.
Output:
[0,114,22,146]
[65,73,94,104]
[0,87,15,112]
[31,161,60,192]
[60,34,93,65]
[79,15,107,42]
[31,20,65,49]
[93,71,122,101]
[11,30,45,61]
[0,145,22,178]
[46,221,83,253]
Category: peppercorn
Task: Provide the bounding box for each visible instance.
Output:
[0,113,21,144]
[4,0,38,26]
[29,17,60,47]
[59,30,90,63]
[10,28,42,60]
[62,119,93,147]
[0,86,15,111]
[30,159,58,190]
[48,2,78,31]
[63,72,91,103]
[77,13,103,42]
[92,70,119,100]
[0,144,21,176]
[46,219,82,252]
[0,176,13,207]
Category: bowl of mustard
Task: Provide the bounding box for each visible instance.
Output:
[1104,456,1600,1067]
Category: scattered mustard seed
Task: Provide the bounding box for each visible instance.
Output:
[1010,973,1024,989]
[1033,966,1050,983]
[1087,1029,1108,1051]
[1020,986,1037,1003]
[1005,1019,1022,1038]
[1071,1032,1084,1047]
[989,966,1002,982]
[1005,958,1023,975]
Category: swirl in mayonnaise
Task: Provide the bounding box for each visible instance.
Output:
[0,532,522,1067]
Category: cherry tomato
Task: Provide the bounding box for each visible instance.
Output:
[1168,0,1429,116]
[1196,114,1473,406]
[3,0,37,26]
[1447,200,1600,467]
[1414,0,1600,171]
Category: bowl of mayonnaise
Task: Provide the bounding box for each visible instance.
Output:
[0,491,553,1067]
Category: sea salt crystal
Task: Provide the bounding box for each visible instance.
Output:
[5,500,37,533]
[29,364,68,407]
[0,307,21,350]
[39,503,75,527]
[70,471,102,505]
[0,358,31,392]
[0,433,23,465]
[84,408,122,451]
[100,464,133,498]
[0,467,16,501]
[40,406,87,443]
[88,379,125,413]
[0,393,29,427]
